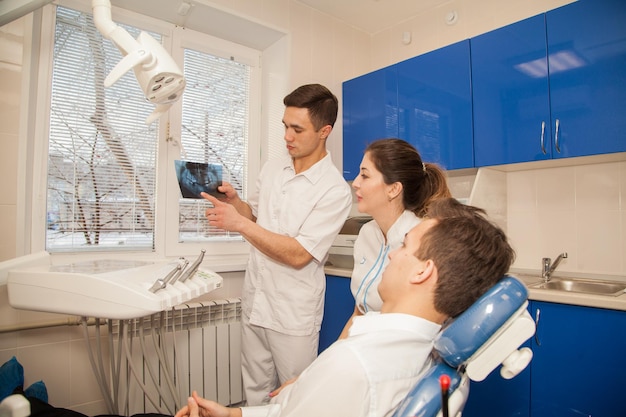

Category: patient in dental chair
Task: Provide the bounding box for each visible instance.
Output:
[175,197,516,417]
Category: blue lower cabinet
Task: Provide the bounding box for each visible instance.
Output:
[529,301,626,417]
[319,274,354,353]
[463,300,626,417]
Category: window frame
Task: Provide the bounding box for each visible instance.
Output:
[163,26,262,261]
[26,0,261,268]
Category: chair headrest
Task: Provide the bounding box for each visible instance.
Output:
[434,276,528,368]
[392,276,534,417]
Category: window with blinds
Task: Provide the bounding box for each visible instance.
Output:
[47,7,158,251]
[45,5,251,252]
[178,50,249,242]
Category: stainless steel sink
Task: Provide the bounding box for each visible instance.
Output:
[529,278,626,296]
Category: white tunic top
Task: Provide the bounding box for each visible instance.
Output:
[351,210,421,313]
[243,153,352,335]
[242,312,441,417]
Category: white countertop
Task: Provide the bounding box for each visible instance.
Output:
[324,265,352,278]
[325,265,626,312]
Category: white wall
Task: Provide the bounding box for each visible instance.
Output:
[0,17,22,262]
[2,0,624,414]
[0,1,372,413]
[367,0,575,73]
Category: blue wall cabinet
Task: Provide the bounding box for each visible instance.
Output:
[471,15,552,166]
[343,40,473,177]
[529,301,626,417]
[342,67,398,181]
[472,0,626,167]
[396,40,474,170]
[545,0,626,159]
[319,274,355,353]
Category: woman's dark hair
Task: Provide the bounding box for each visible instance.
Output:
[283,84,338,130]
[365,138,451,217]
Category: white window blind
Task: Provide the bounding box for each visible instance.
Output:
[45,5,253,253]
[178,49,249,242]
[46,6,158,251]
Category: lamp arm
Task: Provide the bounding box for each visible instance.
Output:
[92,0,141,56]
[91,0,186,124]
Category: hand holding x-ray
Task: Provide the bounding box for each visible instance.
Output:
[175,160,227,199]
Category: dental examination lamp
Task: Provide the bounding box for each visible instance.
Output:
[91,0,186,124]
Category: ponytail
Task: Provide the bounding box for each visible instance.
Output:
[365,139,452,218]
[412,162,451,218]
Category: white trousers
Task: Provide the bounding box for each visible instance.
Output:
[241,312,319,406]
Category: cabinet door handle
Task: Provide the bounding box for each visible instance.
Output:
[554,119,561,153]
[540,121,546,155]
[534,308,541,346]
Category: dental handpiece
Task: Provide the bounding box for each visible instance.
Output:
[178,249,206,282]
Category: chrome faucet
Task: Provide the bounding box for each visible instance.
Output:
[542,252,568,282]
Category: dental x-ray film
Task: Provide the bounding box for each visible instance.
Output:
[175,160,226,199]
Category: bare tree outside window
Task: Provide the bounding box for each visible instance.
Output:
[46,6,249,252]
[47,7,157,251]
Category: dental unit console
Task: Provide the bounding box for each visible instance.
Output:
[5,250,223,319]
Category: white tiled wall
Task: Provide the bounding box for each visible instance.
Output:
[3,0,625,413]
[0,17,21,262]
[507,161,626,276]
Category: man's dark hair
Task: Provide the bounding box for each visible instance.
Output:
[418,198,516,318]
[283,84,338,130]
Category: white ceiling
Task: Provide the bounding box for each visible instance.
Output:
[110,0,452,37]
[108,0,286,50]
[1,0,450,42]
[298,0,450,34]
[0,0,286,50]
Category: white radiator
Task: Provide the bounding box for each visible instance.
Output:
[84,298,243,416]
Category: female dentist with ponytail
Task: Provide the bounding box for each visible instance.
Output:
[269,138,451,398]
[339,138,451,338]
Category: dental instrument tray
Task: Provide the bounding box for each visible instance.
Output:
[6,251,222,319]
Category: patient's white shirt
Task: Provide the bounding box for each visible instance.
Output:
[242,312,441,417]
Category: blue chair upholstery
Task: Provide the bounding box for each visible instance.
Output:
[393,276,535,417]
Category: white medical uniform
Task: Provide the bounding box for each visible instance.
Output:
[241,153,352,405]
[351,210,421,313]
[241,312,441,417]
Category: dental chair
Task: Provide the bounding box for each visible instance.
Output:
[394,276,535,417]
